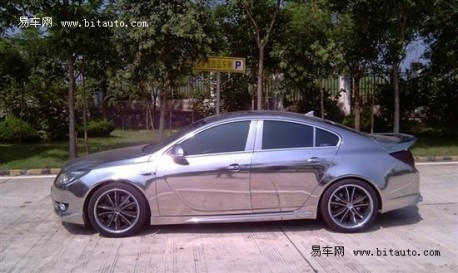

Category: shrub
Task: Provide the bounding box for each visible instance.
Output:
[341,108,390,133]
[0,115,39,143]
[78,120,115,137]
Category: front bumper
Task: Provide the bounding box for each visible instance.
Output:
[51,180,88,225]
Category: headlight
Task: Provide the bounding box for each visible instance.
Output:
[56,170,90,186]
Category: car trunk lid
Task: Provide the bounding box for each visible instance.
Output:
[369,133,417,152]
[369,133,417,166]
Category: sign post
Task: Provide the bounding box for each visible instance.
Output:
[194,57,246,115]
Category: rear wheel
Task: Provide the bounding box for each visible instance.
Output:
[87,182,147,237]
[320,179,378,233]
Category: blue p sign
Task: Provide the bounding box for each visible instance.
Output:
[234,60,243,71]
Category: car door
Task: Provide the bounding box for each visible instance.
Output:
[155,120,254,216]
[250,120,339,212]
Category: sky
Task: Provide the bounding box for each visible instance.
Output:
[401,39,428,71]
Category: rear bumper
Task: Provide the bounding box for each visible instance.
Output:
[380,168,422,213]
[380,192,423,213]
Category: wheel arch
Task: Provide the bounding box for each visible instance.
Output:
[318,176,383,213]
[82,179,151,228]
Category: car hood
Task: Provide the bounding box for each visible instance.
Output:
[63,144,151,171]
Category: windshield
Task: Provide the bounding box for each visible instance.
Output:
[142,119,207,153]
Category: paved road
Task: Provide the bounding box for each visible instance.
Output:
[1,164,457,273]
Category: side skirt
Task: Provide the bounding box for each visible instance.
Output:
[149,209,317,226]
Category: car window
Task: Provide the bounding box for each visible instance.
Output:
[316,128,339,147]
[181,121,250,155]
[262,120,313,149]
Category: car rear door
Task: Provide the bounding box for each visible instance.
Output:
[249,120,339,212]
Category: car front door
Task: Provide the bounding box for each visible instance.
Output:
[250,120,339,212]
[155,120,254,216]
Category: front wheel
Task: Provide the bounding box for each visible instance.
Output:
[87,182,148,237]
[320,180,379,233]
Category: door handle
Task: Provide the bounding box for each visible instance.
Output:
[307,157,320,163]
[227,164,241,172]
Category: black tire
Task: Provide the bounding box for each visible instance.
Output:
[87,182,148,237]
[320,179,379,233]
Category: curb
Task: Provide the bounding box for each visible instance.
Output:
[414,156,458,162]
[1,156,458,177]
[0,168,61,176]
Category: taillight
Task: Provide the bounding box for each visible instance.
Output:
[390,150,415,167]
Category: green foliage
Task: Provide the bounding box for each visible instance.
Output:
[0,115,39,143]
[0,0,457,142]
[78,120,115,138]
[119,0,215,84]
[341,109,390,133]
[282,83,343,122]
[190,88,215,118]
[274,0,338,81]
[422,0,458,78]
[220,74,252,112]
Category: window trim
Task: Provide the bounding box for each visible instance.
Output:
[176,120,255,157]
[314,126,342,148]
[255,119,341,151]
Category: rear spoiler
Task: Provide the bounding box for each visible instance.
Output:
[369,133,417,153]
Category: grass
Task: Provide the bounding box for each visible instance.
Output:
[411,135,458,157]
[1,129,457,170]
[0,129,166,170]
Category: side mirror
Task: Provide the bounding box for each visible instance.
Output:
[168,145,188,165]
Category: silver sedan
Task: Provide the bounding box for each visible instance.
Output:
[51,111,422,237]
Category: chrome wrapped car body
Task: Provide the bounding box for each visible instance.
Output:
[51,111,421,237]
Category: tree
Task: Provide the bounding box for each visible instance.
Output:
[422,0,457,78]
[272,0,339,117]
[9,28,68,141]
[0,37,30,112]
[235,0,283,110]
[415,0,458,134]
[329,0,381,130]
[25,0,115,158]
[119,0,215,139]
[374,0,430,133]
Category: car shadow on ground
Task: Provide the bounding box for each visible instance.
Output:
[62,222,97,235]
[140,219,324,236]
[61,205,422,237]
[373,205,422,229]
[139,205,422,236]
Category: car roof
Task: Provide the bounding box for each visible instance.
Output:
[202,110,369,139]
[204,110,338,127]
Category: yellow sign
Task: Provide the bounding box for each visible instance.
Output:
[194,57,246,73]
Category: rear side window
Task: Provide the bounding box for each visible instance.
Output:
[316,128,339,147]
[262,121,313,149]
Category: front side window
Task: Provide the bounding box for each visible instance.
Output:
[262,120,313,149]
[181,121,250,156]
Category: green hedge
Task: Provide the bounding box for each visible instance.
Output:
[78,120,115,137]
[0,115,39,143]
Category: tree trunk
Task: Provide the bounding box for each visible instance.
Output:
[392,62,400,133]
[67,57,78,160]
[158,87,168,141]
[257,46,264,110]
[82,60,89,155]
[320,87,325,118]
[353,75,362,131]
